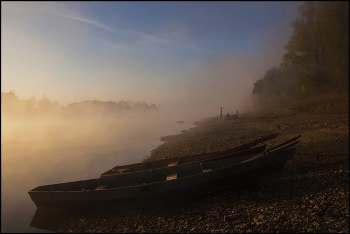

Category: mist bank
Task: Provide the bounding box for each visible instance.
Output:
[1,91,159,121]
[1,91,203,151]
[1,90,247,127]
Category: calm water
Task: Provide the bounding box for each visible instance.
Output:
[1,115,197,232]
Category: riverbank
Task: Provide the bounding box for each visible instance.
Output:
[31,105,349,233]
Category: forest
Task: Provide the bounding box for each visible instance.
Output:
[252,1,349,112]
[1,91,158,121]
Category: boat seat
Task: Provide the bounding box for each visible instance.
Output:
[111,168,117,173]
[199,163,212,173]
[166,174,178,181]
[115,168,130,173]
[95,185,107,190]
[135,183,153,191]
[167,160,180,167]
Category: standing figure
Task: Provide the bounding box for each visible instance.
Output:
[219,107,223,119]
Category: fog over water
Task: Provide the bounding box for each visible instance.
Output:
[1,107,200,232]
[1,32,291,231]
[2,2,304,232]
[1,26,294,232]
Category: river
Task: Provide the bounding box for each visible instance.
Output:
[1,112,198,232]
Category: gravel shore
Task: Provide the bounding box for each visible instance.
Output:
[33,107,349,233]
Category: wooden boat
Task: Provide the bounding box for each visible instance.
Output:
[101,133,279,177]
[101,144,267,179]
[97,144,267,190]
[99,136,300,188]
[28,139,298,211]
[99,134,301,185]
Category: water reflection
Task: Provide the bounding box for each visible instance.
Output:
[30,209,60,233]
[29,205,165,233]
[30,208,105,233]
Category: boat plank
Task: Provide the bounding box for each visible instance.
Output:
[203,169,212,173]
[167,160,180,167]
[95,185,107,190]
[166,174,178,181]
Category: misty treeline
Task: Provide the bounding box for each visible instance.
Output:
[253,1,349,108]
[1,91,158,121]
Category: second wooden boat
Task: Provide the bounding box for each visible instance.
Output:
[101,133,279,177]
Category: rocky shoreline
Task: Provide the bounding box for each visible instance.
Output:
[32,107,349,233]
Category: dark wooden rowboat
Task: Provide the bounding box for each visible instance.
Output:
[99,137,300,188]
[101,144,267,178]
[101,133,279,177]
[28,140,298,212]
[98,144,267,190]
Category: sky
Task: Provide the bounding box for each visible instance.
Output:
[1,1,303,116]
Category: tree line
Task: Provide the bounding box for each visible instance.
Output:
[1,91,158,120]
[252,1,349,108]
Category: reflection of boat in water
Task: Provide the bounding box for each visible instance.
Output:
[30,208,65,232]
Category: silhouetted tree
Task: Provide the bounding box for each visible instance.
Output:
[37,98,52,114]
[2,91,158,120]
[281,1,349,94]
[252,65,300,107]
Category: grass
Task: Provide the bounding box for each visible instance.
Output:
[290,92,349,114]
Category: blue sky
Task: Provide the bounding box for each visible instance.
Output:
[2,1,302,115]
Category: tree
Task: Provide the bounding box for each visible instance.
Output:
[1,91,21,119]
[281,1,349,93]
[37,98,53,114]
[252,65,300,108]
[24,96,38,119]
